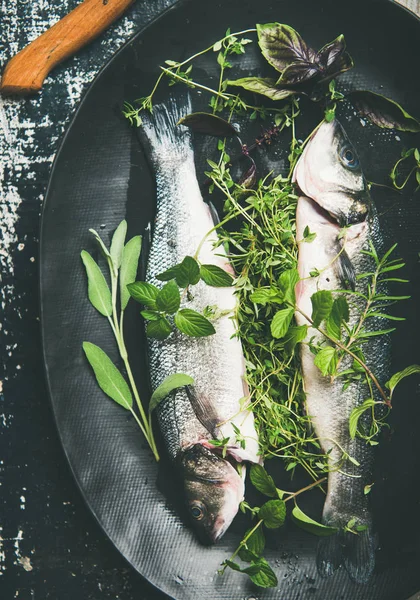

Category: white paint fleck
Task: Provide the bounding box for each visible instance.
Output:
[18,555,33,572]
[395,135,401,141]
[20,496,26,510]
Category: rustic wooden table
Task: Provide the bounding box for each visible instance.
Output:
[0,1,418,599]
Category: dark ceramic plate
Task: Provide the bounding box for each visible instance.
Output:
[40,0,420,598]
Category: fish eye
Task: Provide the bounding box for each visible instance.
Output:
[189,502,206,521]
[340,145,360,169]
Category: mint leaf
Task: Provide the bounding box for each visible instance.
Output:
[83,342,132,410]
[200,264,233,287]
[120,236,142,310]
[386,364,420,399]
[147,317,172,340]
[311,290,333,327]
[284,325,308,353]
[250,287,281,305]
[292,504,338,536]
[248,557,278,588]
[314,346,338,376]
[149,373,194,412]
[250,464,277,497]
[259,499,286,529]
[278,268,300,305]
[156,266,179,282]
[326,296,349,340]
[349,398,376,439]
[176,256,201,287]
[128,281,159,309]
[270,307,294,339]
[140,310,161,321]
[110,220,127,271]
[244,525,265,557]
[81,250,112,317]
[175,309,216,337]
[156,280,181,314]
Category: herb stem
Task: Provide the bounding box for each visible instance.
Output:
[285,476,327,501]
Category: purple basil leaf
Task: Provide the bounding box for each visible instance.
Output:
[348,91,420,132]
[256,22,316,73]
[178,112,237,137]
[226,77,296,101]
[316,34,347,69]
[277,61,320,86]
[238,160,257,188]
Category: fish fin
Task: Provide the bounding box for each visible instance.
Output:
[207,200,221,227]
[343,528,375,584]
[316,532,344,578]
[186,386,219,437]
[335,246,356,290]
[137,93,193,165]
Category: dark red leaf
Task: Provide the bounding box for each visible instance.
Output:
[178,112,237,137]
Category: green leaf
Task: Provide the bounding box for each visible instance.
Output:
[314,346,338,376]
[147,317,172,340]
[120,236,142,311]
[303,225,317,243]
[176,256,201,287]
[156,266,179,282]
[326,296,349,340]
[349,91,420,132]
[270,307,294,339]
[256,22,315,73]
[127,281,159,309]
[226,77,295,101]
[200,264,233,287]
[278,268,300,304]
[140,310,162,321]
[110,220,127,271]
[156,280,181,314]
[248,557,278,588]
[149,373,194,412]
[81,250,112,317]
[284,325,308,353]
[83,342,132,410]
[311,290,333,327]
[178,112,238,137]
[386,364,420,399]
[244,525,265,557]
[175,309,216,337]
[249,288,278,305]
[259,499,286,529]
[89,228,112,260]
[250,464,277,497]
[292,505,338,536]
[349,399,376,439]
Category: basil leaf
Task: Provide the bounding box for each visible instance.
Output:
[226,77,295,101]
[250,464,277,497]
[349,91,420,132]
[259,499,286,529]
[386,364,420,399]
[110,220,127,271]
[314,346,338,376]
[200,264,233,287]
[147,317,172,340]
[316,34,354,78]
[257,22,316,73]
[175,309,216,337]
[311,290,333,327]
[349,398,376,439]
[292,504,338,536]
[178,112,238,137]
[277,61,319,86]
[176,256,201,287]
[270,307,294,339]
[81,250,112,317]
[149,373,194,412]
[120,236,142,311]
[156,280,181,314]
[238,161,257,188]
[248,557,278,588]
[127,281,159,309]
[83,342,132,410]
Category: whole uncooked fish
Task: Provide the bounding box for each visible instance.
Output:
[139,95,260,543]
[293,119,390,583]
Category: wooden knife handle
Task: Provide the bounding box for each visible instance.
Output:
[0,0,135,95]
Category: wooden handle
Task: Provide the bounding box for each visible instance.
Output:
[0,0,135,95]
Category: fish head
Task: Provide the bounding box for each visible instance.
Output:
[180,444,244,544]
[293,119,371,226]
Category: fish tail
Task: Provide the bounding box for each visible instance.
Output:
[316,528,375,584]
[316,532,344,579]
[137,93,193,165]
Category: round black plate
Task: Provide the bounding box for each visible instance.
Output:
[40,1,420,598]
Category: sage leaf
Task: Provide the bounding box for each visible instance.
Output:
[178,112,238,137]
[81,250,112,317]
[314,346,338,376]
[200,264,233,287]
[349,398,376,439]
[89,228,112,260]
[248,557,278,588]
[256,22,316,73]
[270,307,294,339]
[110,220,127,271]
[175,309,216,337]
[292,504,338,536]
[128,281,159,309]
[386,364,420,399]
[250,464,277,497]
[147,317,172,340]
[259,499,286,529]
[156,280,181,314]
[349,91,420,132]
[226,77,295,101]
[149,373,194,412]
[83,342,132,410]
[176,256,201,287]
[120,235,142,311]
[311,290,333,327]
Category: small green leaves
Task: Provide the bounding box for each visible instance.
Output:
[314,346,338,376]
[158,256,201,287]
[83,342,132,410]
[250,464,278,497]
[200,264,233,287]
[175,309,216,337]
[349,399,376,439]
[303,225,316,243]
[271,307,294,339]
[349,91,420,132]
[259,499,286,529]
[278,268,300,305]
[292,504,339,536]
[311,290,333,327]
[128,281,159,309]
[120,236,142,310]
[156,280,181,314]
[386,365,420,400]
[147,317,172,340]
[81,251,112,317]
[110,220,127,272]
[149,373,194,412]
